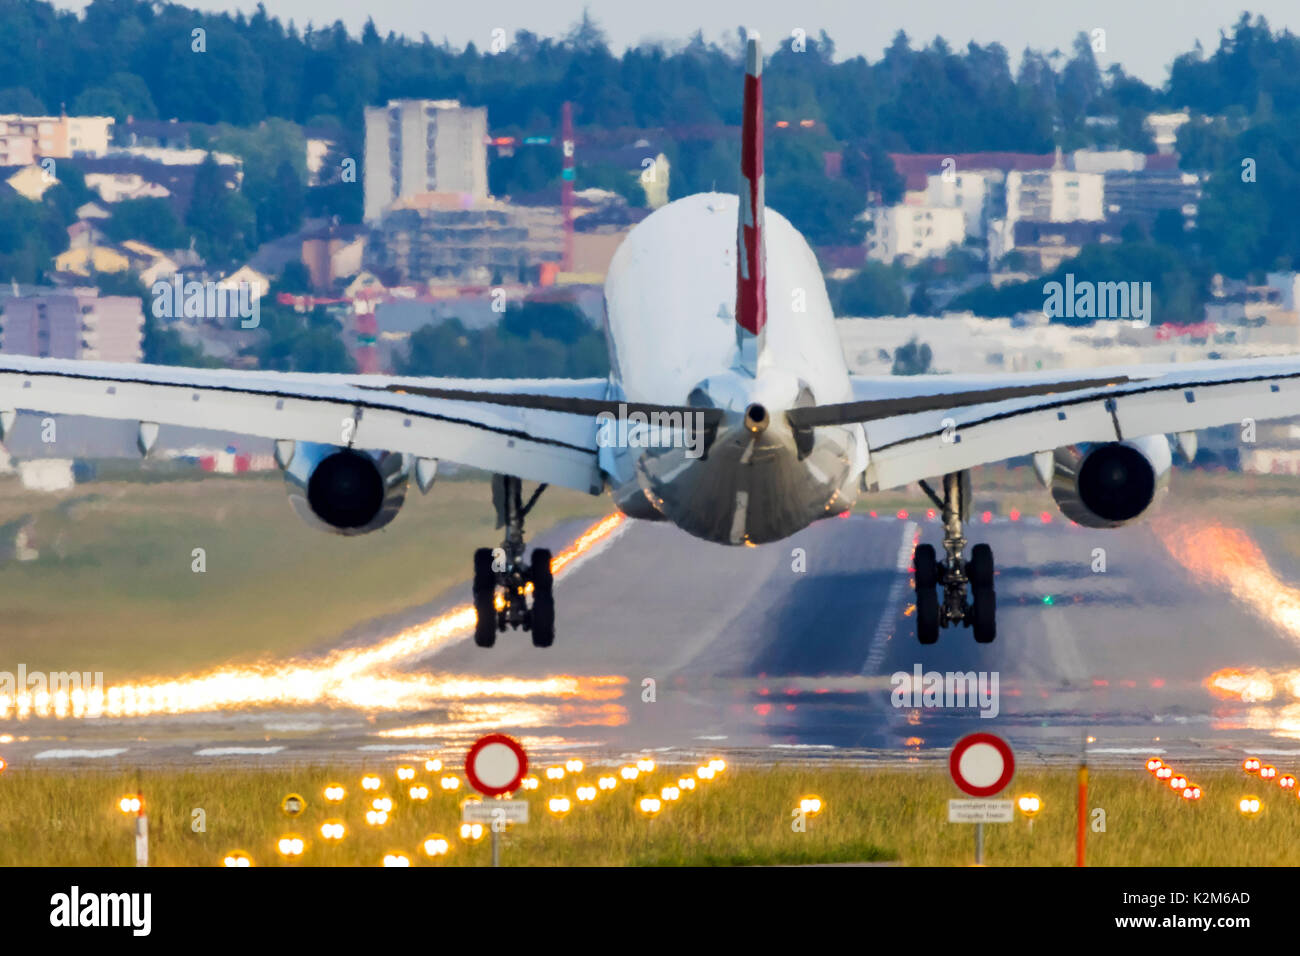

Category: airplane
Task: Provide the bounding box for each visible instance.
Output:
[2,35,1299,648]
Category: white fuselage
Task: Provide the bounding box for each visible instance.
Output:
[599,193,867,544]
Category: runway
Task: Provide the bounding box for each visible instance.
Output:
[6,501,1300,771]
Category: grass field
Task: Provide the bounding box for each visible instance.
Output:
[0,762,1296,867]
[0,471,612,678]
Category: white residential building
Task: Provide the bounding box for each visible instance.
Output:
[1006,169,1104,224]
[363,99,488,222]
[865,204,966,264]
[925,171,992,240]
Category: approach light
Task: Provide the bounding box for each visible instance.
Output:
[679,777,697,791]
[382,852,411,867]
[565,759,585,773]
[422,835,450,858]
[1169,776,1188,791]
[396,766,416,781]
[799,796,824,816]
[708,759,726,773]
[1239,796,1262,817]
[1243,757,1261,774]
[637,758,656,773]
[546,766,566,781]
[372,797,393,813]
[361,774,382,791]
[276,835,305,857]
[575,786,597,802]
[1155,766,1173,781]
[661,786,681,802]
[117,795,142,815]
[409,785,431,801]
[548,797,572,817]
[1146,757,1164,773]
[323,784,346,803]
[1282,775,1297,790]
[598,776,618,791]
[1017,793,1042,817]
[697,766,716,781]
[620,766,639,781]
[424,758,443,773]
[440,775,461,791]
[365,810,389,827]
[221,850,253,867]
[638,797,662,817]
[1260,765,1278,781]
[319,821,346,841]
[1182,785,1202,802]
[459,822,485,842]
[520,775,540,790]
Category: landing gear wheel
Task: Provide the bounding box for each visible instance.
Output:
[914,544,938,588]
[530,548,554,648]
[970,586,996,644]
[916,586,940,645]
[968,543,994,589]
[472,547,497,648]
[914,544,940,644]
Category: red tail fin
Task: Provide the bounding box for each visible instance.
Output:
[736,34,766,339]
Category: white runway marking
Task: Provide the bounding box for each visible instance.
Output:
[861,520,919,675]
[193,746,285,756]
[34,748,127,759]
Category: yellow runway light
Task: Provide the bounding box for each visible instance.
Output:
[548,796,572,817]
[276,835,305,857]
[361,774,382,791]
[408,785,431,801]
[323,784,346,803]
[422,835,450,858]
[799,796,824,816]
[117,795,142,815]
[1239,796,1262,817]
[396,766,416,781]
[320,821,346,841]
[222,850,253,867]
[424,758,443,773]
[383,852,411,867]
[459,822,485,842]
[638,796,662,817]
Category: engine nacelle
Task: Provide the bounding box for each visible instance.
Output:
[283,442,410,535]
[1043,435,1172,529]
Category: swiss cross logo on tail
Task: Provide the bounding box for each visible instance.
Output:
[735,33,767,367]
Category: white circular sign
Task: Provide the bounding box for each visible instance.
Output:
[471,742,523,789]
[957,743,1005,789]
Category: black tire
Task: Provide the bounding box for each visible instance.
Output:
[916,588,940,645]
[968,543,995,589]
[971,586,996,644]
[914,544,938,589]
[473,548,497,648]
[530,548,555,648]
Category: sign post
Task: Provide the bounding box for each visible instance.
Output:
[949,733,1016,865]
[464,734,529,867]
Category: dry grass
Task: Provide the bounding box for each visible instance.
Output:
[0,763,1295,867]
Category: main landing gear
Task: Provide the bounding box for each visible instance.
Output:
[473,474,555,649]
[913,471,996,645]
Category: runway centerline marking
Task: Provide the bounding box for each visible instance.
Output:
[861,520,918,676]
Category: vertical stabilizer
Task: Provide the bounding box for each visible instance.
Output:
[735,33,766,372]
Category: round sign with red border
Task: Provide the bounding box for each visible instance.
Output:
[949,733,1015,797]
[464,734,529,797]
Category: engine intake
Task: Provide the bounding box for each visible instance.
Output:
[1045,435,1171,528]
[283,442,410,535]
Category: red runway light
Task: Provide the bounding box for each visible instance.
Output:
[1260,765,1278,780]
[1009,509,1021,521]
[1280,774,1296,790]
[1146,757,1164,773]
[1040,511,1052,523]
[897,510,909,520]
[1243,757,1261,774]
[981,511,992,523]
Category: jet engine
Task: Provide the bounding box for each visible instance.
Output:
[281,441,411,535]
[1041,434,1172,529]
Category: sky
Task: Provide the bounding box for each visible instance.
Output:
[58,0,1300,86]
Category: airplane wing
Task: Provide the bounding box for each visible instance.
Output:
[786,357,1300,491]
[0,355,633,494]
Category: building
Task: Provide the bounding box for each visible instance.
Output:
[0,290,144,363]
[865,204,966,264]
[925,171,993,240]
[1145,112,1190,155]
[0,114,114,158]
[1103,169,1203,230]
[363,99,488,222]
[366,193,563,285]
[1005,169,1105,224]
